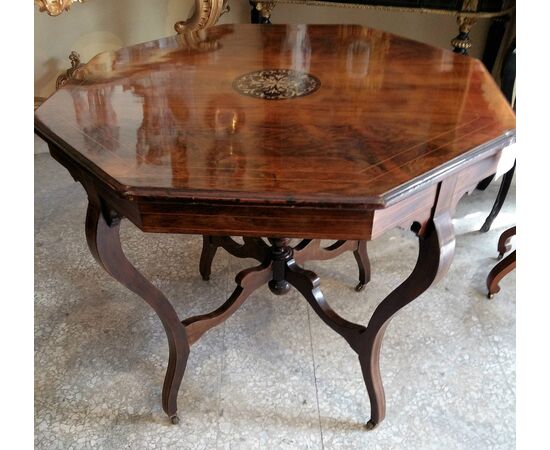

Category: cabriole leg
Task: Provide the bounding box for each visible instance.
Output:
[199,236,270,281]
[480,164,515,233]
[199,236,218,280]
[358,215,455,428]
[286,214,454,429]
[293,239,371,291]
[85,201,190,424]
[497,226,516,259]
[354,240,370,291]
[486,250,516,298]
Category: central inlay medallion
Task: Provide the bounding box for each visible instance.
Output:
[232,69,320,100]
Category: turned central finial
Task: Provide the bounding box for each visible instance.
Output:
[267,238,293,295]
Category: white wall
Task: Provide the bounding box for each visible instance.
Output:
[35,0,491,98]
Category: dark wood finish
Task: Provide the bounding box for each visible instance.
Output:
[480,161,515,232]
[35,24,516,429]
[486,252,515,298]
[200,236,370,290]
[497,225,515,258]
[294,239,370,291]
[354,241,370,291]
[480,39,515,232]
[172,188,453,429]
[199,235,270,280]
[184,261,273,344]
[35,24,515,239]
[487,227,516,298]
[359,179,456,428]
[481,16,509,72]
[487,225,515,298]
[85,200,190,424]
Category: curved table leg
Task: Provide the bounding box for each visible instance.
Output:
[358,214,455,428]
[293,239,371,291]
[480,163,515,232]
[199,236,218,280]
[200,236,367,289]
[285,260,367,349]
[487,250,516,298]
[85,202,190,424]
[199,236,270,280]
[287,214,455,429]
[497,226,516,259]
[354,240,370,292]
[183,262,272,344]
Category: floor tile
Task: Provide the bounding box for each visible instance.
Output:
[35,153,515,449]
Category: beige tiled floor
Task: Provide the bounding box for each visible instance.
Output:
[35,152,515,449]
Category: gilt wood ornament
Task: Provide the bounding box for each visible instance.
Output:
[35,0,84,16]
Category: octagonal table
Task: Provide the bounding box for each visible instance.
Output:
[34,24,516,429]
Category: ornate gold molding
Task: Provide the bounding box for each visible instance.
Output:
[451,0,478,53]
[56,51,84,89]
[252,0,514,19]
[35,0,85,16]
[255,2,275,20]
[36,50,83,109]
[450,16,477,49]
[174,0,229,33]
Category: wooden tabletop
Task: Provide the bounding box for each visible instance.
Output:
[34,25,517,428]
[35,24,515,211]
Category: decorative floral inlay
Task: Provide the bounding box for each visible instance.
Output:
[232,69,320,100]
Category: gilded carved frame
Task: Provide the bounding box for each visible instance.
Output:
[35,0,85,16]
[35,0,229,108]
[35,0,514,98]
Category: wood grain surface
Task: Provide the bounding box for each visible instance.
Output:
[35,25,515,205]
[35,24,515,239]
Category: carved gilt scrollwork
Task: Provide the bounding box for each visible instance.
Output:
[35,0,84,16]
[256,2,275,20]
[56,51,84,89]
[36,0,227,110]
[451,0,479,54]
[174,0,230,33]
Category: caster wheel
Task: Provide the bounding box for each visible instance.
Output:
[487,292,494,299]
[365,420,377,430]
[170,415,180,425]
[355,282,365,292]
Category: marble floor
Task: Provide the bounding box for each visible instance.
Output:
[35,152,515,449]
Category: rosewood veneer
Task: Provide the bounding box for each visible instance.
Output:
[35,24,516,429]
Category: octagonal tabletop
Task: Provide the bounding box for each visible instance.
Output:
[35,24,515,208]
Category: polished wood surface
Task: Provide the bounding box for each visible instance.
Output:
[35,24,516,429]
[487,226,516,298]
[199,236,370,290]
[249,1,515,56]
[85,200,189,424]
[35,25,515,214]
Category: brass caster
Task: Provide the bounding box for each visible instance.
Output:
[355,282,366,292]
[487,292,494,299]
[365,420,377,430]
[170,415,180,425]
